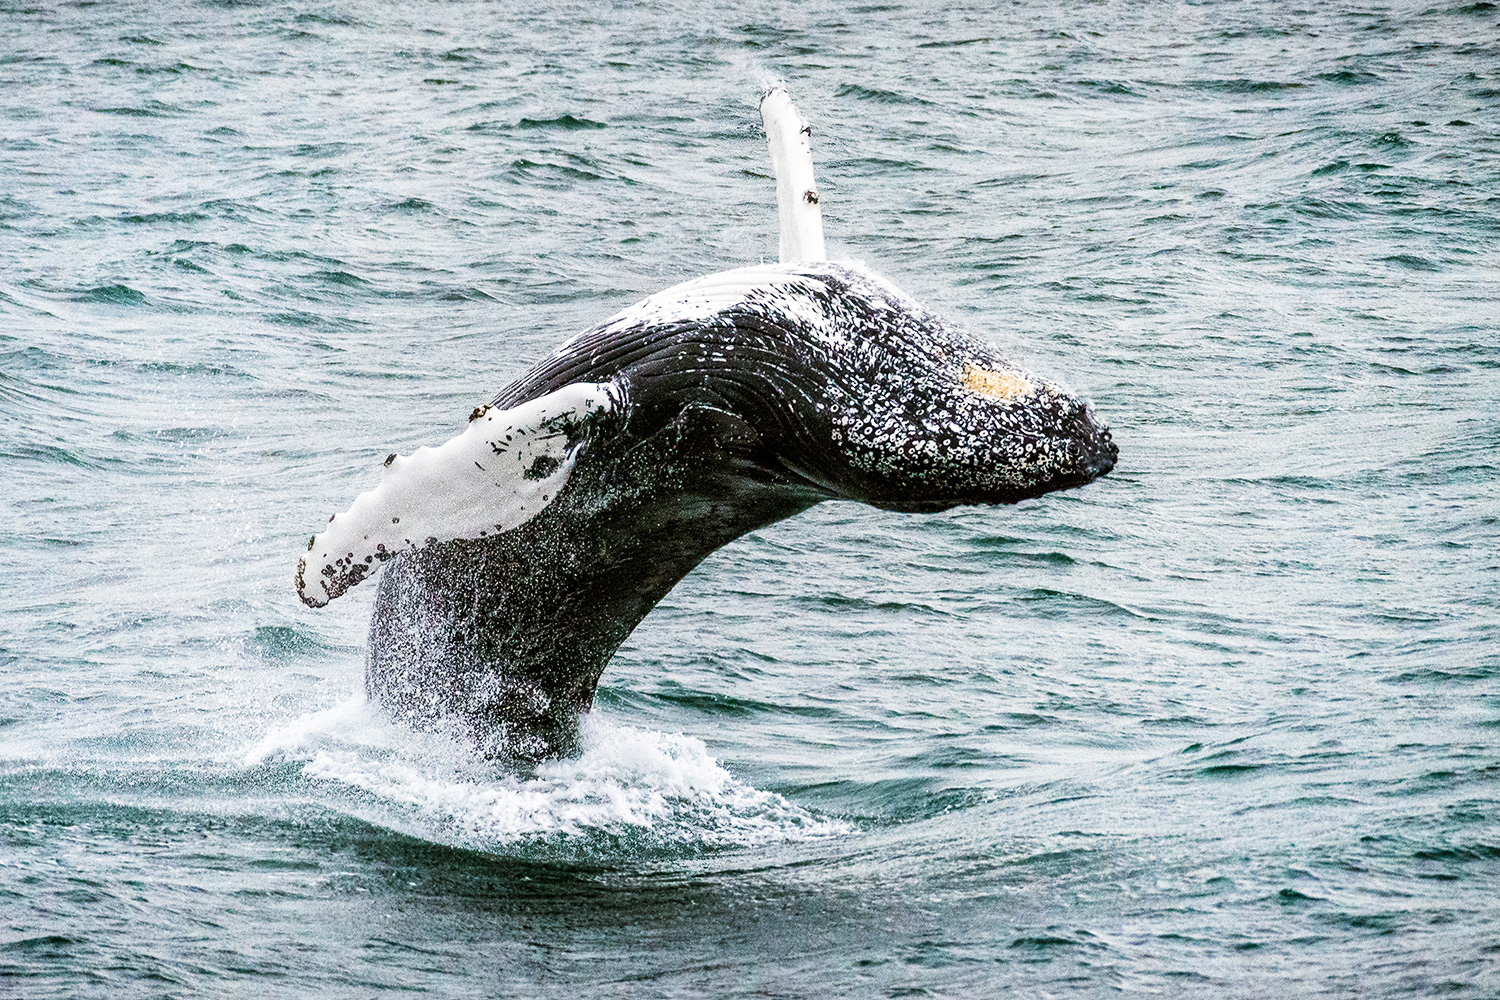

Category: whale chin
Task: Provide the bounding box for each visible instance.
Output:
[847,410,1118,514]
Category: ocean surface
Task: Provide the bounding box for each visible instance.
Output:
[3,1,1498,996]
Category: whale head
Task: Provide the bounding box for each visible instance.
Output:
[592,262,1118,514]
[806,327,1117,513]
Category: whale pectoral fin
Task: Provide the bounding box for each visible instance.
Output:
[295,381,621,608]
[760,85,825,263]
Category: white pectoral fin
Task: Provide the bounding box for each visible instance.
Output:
[295,382,619,608]
[760,84,825,264]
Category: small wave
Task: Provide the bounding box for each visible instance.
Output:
[118,210,210,225]
[1316,70,1382,86]
[1198,762,1264,778]
[1009,930,1103,952]
[1188,78,1304,93]
[294,11,361,26]
[312,269,370,287]
[1412,843,1500,862]
[135,61,204,76]
[506,157,605,183]
[73,283,145,305]
[0,442,100,468]
[92,102,180,118]
[1014,587,1146,621]
[1382,253,1439,271]
[834,83,934,106]
[387,197,433,213]
[242,624,336,663]
[290,141,356,159]
[469,115,608,134]
[0,935,87,955]
[1073,79,1142,97]
[436,286,496,302]
[243,701,849,856]
[516,114,607,130]
[915,37,990,49]
[1292,197,1371,219]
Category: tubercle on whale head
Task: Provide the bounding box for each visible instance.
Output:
[835,382,1118,513]
[788,319,1118,510]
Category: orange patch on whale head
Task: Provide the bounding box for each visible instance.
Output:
[963,365,1034,401]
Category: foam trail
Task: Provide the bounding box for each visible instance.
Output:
[244,701,852,854]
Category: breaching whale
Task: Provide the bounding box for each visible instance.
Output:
[295,87,1118,759]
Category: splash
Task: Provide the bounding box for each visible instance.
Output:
[244,699,850,856]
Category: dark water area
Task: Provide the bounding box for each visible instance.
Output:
[3,0,1498,996]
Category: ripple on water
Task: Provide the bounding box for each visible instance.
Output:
[3,0,1499,995]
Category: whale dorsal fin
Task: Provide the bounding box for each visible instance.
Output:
[295,382,620,608]
[760,85,825,263]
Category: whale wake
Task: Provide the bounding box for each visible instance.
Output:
[244,699,851,856]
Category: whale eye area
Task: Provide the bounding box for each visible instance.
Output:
[962,365,1033,401]
[524,455,562,481]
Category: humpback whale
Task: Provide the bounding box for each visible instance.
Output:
[295,87,1118,759]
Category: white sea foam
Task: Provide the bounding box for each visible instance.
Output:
[244,698,850,854]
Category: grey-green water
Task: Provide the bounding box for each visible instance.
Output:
[2,1,1498,996]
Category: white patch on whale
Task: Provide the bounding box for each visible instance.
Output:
[295,381,619,608]
[550,263,840,357]
[761,83,826,263]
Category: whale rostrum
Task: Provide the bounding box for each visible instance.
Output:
[295,89,1118,759]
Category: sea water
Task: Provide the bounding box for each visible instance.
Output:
[2,1,1497,996]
